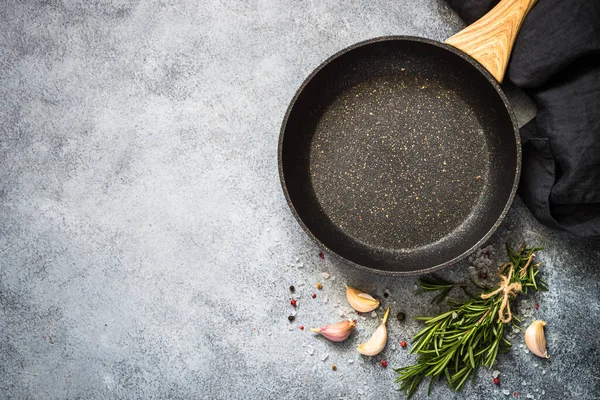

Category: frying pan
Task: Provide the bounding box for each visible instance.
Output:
[279,0,537,275]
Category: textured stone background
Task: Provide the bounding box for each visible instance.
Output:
[1,0,599,399]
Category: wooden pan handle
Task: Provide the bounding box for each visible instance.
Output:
[445,0,537,83]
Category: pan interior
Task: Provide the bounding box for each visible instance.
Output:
[281,39,518,273]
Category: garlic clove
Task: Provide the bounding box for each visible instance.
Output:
[345,284,380,312]
[311,319,356,342]
[524,320,549,358]
[357,307,390,356]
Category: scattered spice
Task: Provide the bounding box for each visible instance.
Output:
[289,285,295,293]
[400,340,407,348]
[299,326,305,331]
[332,364,337,371]
[288,315,295,322]
[312,293,317,299]
[397,312,406,322]
[316,282,323,290]
[383,292,389,298]
[494,377,500,385]
[514,392,519,398]
[480,272,488,279]
[290,299,297,307]
[535,303,539,310]
[319,252,324,259]
[382,360,388,368]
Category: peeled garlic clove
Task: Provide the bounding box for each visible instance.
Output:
[311,319,356,342]
[357,307,390,356]
[345,284,380,312]
[524,320,549,358]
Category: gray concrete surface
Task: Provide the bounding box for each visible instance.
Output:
[1,1,599,399]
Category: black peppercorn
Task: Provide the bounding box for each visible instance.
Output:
[397,312,406,322]
[288,315,295,322]
[289,285,295,293]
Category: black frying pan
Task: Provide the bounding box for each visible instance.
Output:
[279,0,537,275]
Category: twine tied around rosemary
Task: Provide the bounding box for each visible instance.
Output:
[480,262,522,323]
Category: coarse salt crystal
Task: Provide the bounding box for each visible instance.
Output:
[321,272,330,279]
[522,381,527,386]
[492,370,501,378]
[541,370,546,375]
[414,285,419,291]
[323,295,328,303]
[503,389,511,396]
[321,354,329,361]
[338,310,345,316]
[533,363,538,368]
[348,359,354,364]
[526,394,534,399]
[331,276,336,281]
[519,344,524,348]
[371,311,377,318]
[307,347,314,355]
[524,350,530,354]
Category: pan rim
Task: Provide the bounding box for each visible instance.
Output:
[278,35,522,276]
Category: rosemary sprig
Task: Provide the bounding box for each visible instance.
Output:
[395,244,545,397]
[418,276,469,304]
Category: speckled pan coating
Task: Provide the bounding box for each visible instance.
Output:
[279,36,521,275]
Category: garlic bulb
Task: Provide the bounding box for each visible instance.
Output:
[524,320,549,358]
[345,284,380,312]
[357,307,390,356]
[311,319,356,342]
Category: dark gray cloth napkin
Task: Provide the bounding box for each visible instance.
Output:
[446,0,600,236]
